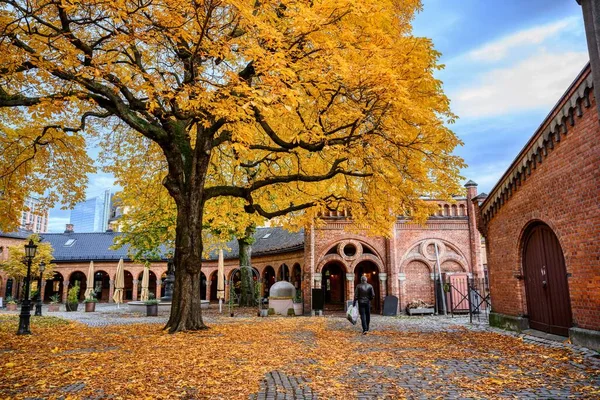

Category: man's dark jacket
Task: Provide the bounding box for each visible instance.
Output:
[354,283,375,305]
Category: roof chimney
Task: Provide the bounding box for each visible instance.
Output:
[64,223,74,234]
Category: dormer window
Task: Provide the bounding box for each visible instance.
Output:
[64,239,76,247]
[262,233,271,239]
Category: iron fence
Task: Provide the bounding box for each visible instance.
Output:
[435,276,491,323]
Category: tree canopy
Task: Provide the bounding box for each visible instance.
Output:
[0,0,464,331]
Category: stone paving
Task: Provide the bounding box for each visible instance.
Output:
[2,305,599,399]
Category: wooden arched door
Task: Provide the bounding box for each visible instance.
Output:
[523,224,572,336]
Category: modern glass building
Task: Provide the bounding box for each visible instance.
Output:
[69,190,111,232]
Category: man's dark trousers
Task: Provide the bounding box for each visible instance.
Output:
[358,303,370,332]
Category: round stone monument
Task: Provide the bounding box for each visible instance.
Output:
[268,281,296,316]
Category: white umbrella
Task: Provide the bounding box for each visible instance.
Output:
[217,249,225,313]
[84,261,95,299]
[140,265,150,302]
[112,258,124,307]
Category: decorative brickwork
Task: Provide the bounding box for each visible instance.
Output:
[307,196,484,314]
[475,65,600,334]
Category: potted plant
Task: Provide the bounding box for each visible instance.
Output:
[48,294,61,312]
[406,299,434,316]
[145,292,159,316]
[293,291,303,316]
[66,283,80,312]
[84,295,98,312]
[5,296,17,311]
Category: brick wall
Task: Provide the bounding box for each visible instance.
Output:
[477,68,600,331]
[307,196,483,313]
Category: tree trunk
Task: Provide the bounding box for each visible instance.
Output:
[238,225,256,306]
[162,125,212,333]
[164,209,207,333]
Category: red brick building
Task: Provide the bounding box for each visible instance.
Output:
[2,193,484,316]
[474,0,600,351]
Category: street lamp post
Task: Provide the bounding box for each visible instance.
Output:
[17,239,38,335]
[161,258,175,302]
[34,261,46,316]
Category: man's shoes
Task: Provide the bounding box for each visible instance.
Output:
[362,331,367,335]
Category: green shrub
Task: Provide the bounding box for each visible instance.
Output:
[67,283,80,304]
[294,291,302,304]
[144,292,159,305]
[287,308,294,316]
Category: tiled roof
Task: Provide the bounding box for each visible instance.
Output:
[0,229,32,239]
[40,227,304,262]
[216,227,305,260]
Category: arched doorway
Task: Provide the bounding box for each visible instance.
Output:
[210,271,218,301]
[160,272,167,298]
[523,223,572,336]
[136,270,158,301]
[200,272,207,300]
[354,261,380,313]
[322,262,345,310]
[291,263,302,292]
[94,271,110,302]
[5,278,14,299]
[123,270,133,301]
[278,264,290,281]
[44,272,64,302]
[69,271,87,302]
[263,266,276,297]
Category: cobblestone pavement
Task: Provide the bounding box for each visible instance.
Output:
[2,306,599,399]
[248,314,599,399]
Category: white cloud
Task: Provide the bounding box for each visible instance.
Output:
[462,162,513,194]
[467,17,580,62]
[85,173,118,198]
[452,49,588,118]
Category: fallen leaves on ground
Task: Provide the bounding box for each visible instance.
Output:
[0,314,597,399]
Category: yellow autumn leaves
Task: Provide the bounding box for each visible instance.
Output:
[0,314,597,399]
[1,0,463,254]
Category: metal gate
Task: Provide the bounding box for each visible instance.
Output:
[436,275,490,322]
[523,224,572,336]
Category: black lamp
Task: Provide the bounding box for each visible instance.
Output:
[17,239,38,335]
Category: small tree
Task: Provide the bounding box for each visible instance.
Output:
[0,235,55,283]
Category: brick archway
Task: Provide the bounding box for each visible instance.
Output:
[321,261,346,310]
[68,271,87,302]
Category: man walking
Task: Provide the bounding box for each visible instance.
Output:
[354,275,375,335]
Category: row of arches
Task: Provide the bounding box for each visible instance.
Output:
[3,263,303,303]
[208,263,302,301]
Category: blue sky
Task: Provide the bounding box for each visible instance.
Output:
[45,1,589,232]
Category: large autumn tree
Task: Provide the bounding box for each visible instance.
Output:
[0,0,464,332]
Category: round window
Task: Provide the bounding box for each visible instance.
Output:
[343,243,357,257]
